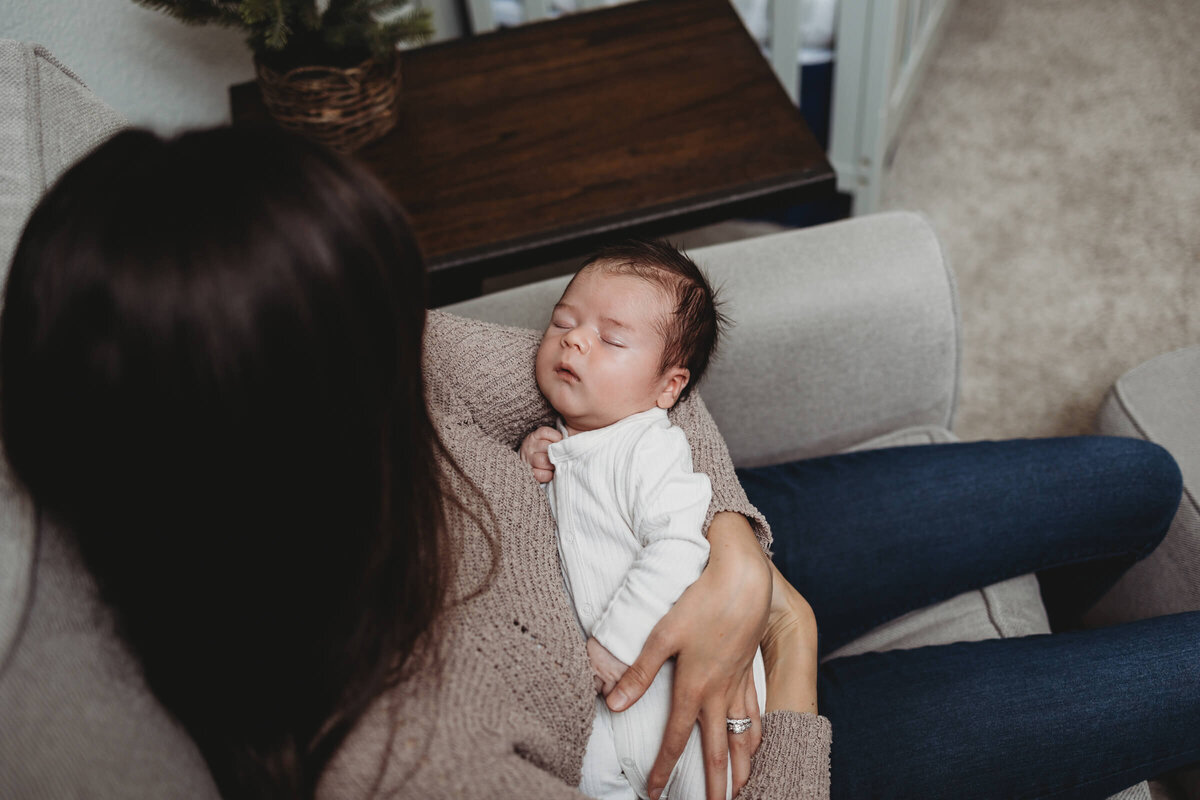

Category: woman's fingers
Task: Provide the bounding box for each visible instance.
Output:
[699,705,732,800]
[643,672,741,800]
[727,669,760,796]
[745,671,763,757]
[608,629,688,799]
[632,514,772,798]
[607,630,668,713]
[644,683,703,800]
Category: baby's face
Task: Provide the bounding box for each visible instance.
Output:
[536,267,688,435]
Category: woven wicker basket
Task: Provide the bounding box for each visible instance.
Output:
[255,56,401,153]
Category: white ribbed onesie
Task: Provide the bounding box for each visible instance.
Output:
[545,407,767,800]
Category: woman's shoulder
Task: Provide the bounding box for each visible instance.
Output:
[424,310,555,455]
[424,311,539,396]
[425,311,541,362]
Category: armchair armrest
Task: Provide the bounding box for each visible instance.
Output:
[0,41,126,271]
[1087,345,1200,623]
[443,211,961,468]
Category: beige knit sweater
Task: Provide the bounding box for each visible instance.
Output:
[319,311,832,799]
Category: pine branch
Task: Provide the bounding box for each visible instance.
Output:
[263,0,292,49]
[238,0,271,24]
[133,0,431,59]
[360,0,411,14]
[369,9,433,55]
[131,0,242,26]
[324,0,415,20]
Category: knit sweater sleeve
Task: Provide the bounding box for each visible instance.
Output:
[424,310,556,447]
[668,391,773,554]
[401,714,832,800]
[318,681,603,800]
[737,712,832,800]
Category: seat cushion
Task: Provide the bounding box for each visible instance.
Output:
[1087,345,1200,624]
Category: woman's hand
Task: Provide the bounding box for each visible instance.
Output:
[519,426,562,483]
[606,512,770,800]
[761,560,819,716]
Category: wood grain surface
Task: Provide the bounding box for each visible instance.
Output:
[232,0,834,303]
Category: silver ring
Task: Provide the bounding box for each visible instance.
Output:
[725,717,752,734]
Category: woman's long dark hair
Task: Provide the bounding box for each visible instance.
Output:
[1,127,449,797]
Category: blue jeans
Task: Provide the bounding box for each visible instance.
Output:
[737,436,1200,800]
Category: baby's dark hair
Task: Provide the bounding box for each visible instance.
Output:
[580,238,727,401]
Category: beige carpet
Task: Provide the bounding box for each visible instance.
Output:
[880,0,1200,442]
[871,8,1198,796]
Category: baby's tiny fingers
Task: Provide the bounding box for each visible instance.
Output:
[533,467,555,483]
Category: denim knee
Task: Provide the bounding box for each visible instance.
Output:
[1088,436,1182,555]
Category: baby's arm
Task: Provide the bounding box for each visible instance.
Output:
[589,424,712,668]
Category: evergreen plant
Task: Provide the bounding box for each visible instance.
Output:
[133,0,433,68]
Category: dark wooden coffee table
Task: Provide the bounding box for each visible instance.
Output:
[231,0,835,305]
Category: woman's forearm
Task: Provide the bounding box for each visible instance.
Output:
[424,312,556,446]
[763,643,819,715]
[761,560,819,715]
[706,511,771,583]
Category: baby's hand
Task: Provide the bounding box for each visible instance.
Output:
[587,636,629,697]
[519,426,563,483]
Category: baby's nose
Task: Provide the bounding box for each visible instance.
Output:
[563,328,588,351]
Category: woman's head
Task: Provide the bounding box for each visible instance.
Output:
[1,126,445,796]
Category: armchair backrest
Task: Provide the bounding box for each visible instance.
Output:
[445,211,962,468]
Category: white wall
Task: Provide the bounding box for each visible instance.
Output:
[1,0,464,134]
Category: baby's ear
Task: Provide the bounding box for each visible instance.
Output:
[655,367,691,410]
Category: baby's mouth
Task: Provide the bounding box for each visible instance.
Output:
[556,364,580,382]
